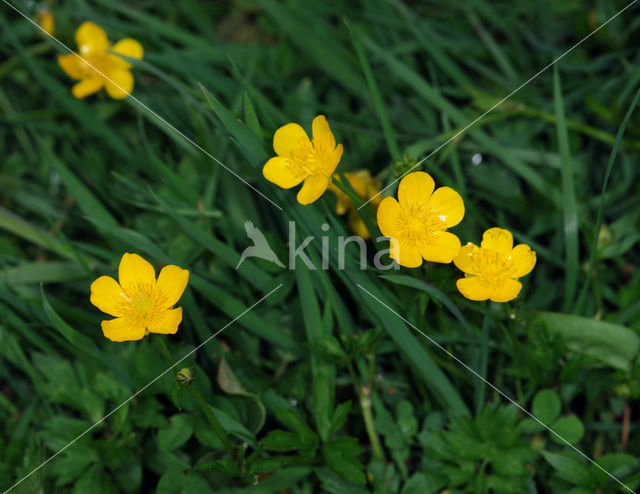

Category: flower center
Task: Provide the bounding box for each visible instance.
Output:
[133,294,153,316]
[472,249,513,282]
[289,141,330,176]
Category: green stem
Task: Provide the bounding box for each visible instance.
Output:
[474,302,491,413]
[155,336,235,459]
[347,360,384,460]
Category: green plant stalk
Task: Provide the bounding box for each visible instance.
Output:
[474,303,491,413]
[155,336,235,459]
[347,359,384,460]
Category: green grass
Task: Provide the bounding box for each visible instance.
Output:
[2,1,640,493]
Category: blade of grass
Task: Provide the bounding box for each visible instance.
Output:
[553,65,579,312]
[575,84,640,314]
[346,20,400,160]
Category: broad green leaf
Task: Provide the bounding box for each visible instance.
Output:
[532,389,561,425]
[530,311,640,370]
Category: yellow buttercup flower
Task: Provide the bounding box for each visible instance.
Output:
[35,8,55,36]
[328,170,381,239]
[263,115,343,205]
[58,21,143,100]
[454,227,536,302]
[90,253,189,342]
[377,171,464,268]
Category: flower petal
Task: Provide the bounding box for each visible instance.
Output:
[71,77,104,99]
[490,278,522,303]
[457,277,492,301]
[147,308,182,335]
[104,69,134,99]
[419,231,461,264]
[263,156,306,189]
[75,21,109,54]
[509,244,536,278]
[453,243,479,275]
[323,143,343,175]
[297,174,330,205]
[426,186,465,228]
[58,53,85,79]
[156,265,189,310]
[377,196,403,237]
[273,123,311,157]
[101,317,146,342]
[90,276,130,317]
[398,171,435,209]
[481,227,513,254]
[312,114,336,150]
[118,253,156,297]
[390,237,423,268]
[111,38,144,63]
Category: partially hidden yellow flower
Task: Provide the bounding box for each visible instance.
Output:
[377,171,464,268]
[90,253,189,342]
[263,115,343,205]
[58,21,143,100]
[328,170,381,239]
[36,8,55,36]
[454,227,536,302]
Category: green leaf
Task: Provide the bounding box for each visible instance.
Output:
[551,416,584,446]
[72,464,118,494]
[217,357,266,434]
[530,311,640,370]
[261,430,303,452]
[400,473,430,494]
[532,389,561,425]
[157,414,194,451]
[156,466,212,494]
[542,451,592,486]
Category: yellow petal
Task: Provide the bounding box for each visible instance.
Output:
[453,243,479,274]
[147,308,182,335]
[398,171,435,209]
[456,277,491,301]
[263,156,306,189]
[323,143,343,175]
[156,265,189,310]
[481,227,513,254]
[104,69,134,99]
[58,53,84,79]
[509,244,536,278]
[71,77,104,99]
[349,209,370,239]
[297,174,329,205]
[90,276,129,317]
[420,231,461,264]
[390,237,423,268]
[111,38,144,63]
[312,114,336,150]
[273,123,311,157]
[36,10,55,36]
[101,317,146,342]
[75,21,109,54]
[118,253,156,297]
[377,196,403,237]
[490,278,522,303]
[426,186,464,228]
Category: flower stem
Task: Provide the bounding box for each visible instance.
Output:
[348,359,384,460]
[154,336,235,460]
[474,302,491,413]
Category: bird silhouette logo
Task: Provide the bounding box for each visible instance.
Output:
[236,220,285,269]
